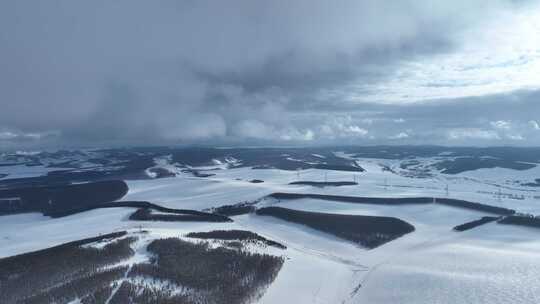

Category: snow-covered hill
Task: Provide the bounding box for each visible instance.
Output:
[2,146,540,303]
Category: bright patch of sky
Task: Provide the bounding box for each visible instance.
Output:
[345,4,540,104]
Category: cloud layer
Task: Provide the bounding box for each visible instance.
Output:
[1,0,540,148]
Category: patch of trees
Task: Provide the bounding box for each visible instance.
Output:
[433,157,536,174]
[209,202,257,216]
[47,200,232,222]
[108,280,191,304]
[498,214,540,228]
[269,193,516,216]
[289,181,358,187]
[250,179,264,183]
[127,238,284,304]
[269,192,433,205]
[0,180,128,216]
[256,207,415,249]
[23,267,125,304]
[453,216,500,231]
[129,207,231,222]
[0,232,134,304]
[435,198,515,215]
[186,230,286,249]
[0,231,284,304]
[252,165,274,169]
[0,171,115,190]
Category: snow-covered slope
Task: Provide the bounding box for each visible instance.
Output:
[2,147,540,303]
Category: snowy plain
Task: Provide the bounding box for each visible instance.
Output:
[2,152,540,303]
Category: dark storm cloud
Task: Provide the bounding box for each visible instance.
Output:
[0,0,534,148]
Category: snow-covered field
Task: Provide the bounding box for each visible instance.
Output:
[2,150,540,303]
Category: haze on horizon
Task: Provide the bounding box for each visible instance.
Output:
[2,0,540,149]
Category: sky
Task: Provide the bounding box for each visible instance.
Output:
[1,0,540,149]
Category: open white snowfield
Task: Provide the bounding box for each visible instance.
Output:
[2,150,540,303]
